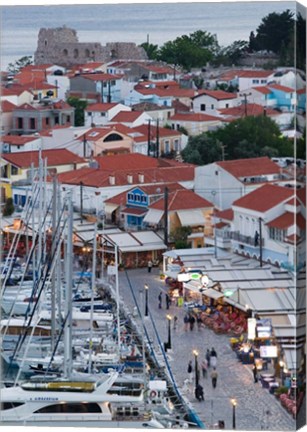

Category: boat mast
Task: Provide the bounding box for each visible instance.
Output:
[88,219,97,373]
[51,174,58,353]
[63,193,74,379]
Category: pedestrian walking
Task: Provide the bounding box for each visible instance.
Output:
[201,359,208,378]
[211,367,218,389]
[183,314,189,332]
[189,314,196,331]
[252,364,258,383]
[147,259,153,273]
[205,349,211,367]
[158,291,162,309]
[210,347,217,368]
[187,360,193,383]
[173,315,178,330]
[195,384,204,401]
[165,293,170,310]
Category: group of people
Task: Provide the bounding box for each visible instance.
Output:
[183,312,203,332]
[158,291,171,309]
[187,347,219,402]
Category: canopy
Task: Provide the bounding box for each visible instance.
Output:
[177,209,206,227]
[143,209,164,225]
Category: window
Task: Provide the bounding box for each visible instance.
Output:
[225,103,229,108]
[174,139,179,151]
[34,403,102,414]
[17,117,23,129]
[269,227,286,241]
[128,193,134,201]
[211,104,214,109]
[88,112,92,116]
[252,79,259,84]
[111,80,116,86]
[164,140,170,153]
[141,196,147,203]
[63,49,68,57]
[135,194,141,202]
[200,104,206,111]
[100,112,106,117]
[11,165,18,175]
[30,118,35,129]
[46,117,50,126]
[73,48,79,59]
[1,402,24,410]
[261,80,267,84]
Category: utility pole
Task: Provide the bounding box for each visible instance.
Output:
[147,119,151,156]
[107,81,111,103]
[242,92,251,117]
[259,217,263,267]
[164,186,168,248]
[80,181,83,224]
[83,134,87,158]
[156,119,159,158]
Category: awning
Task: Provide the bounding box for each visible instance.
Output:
[104,202,119,216]
[143,209,164,225]
[121,207,147,216]
[202,288,224,300]
[177,209,206,226]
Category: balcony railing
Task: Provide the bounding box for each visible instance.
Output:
[230,231,265,247]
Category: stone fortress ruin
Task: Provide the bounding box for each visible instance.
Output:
[34,26,148,67]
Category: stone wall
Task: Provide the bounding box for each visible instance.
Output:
[34,26,147,67]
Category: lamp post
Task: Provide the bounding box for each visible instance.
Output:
[144,284,149,317]
[279,360,284,385]
[166,315,172,350]
[193,350,199,389]
[231,398,237,429]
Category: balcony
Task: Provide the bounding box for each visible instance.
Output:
[230,231,265,247]
[205,228,232,250]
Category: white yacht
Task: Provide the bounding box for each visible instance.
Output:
[0,373,165,428]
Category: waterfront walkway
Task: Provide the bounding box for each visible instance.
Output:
[116,267,296,431]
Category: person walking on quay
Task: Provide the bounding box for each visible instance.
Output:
[195,384,204,402]
[189,314,196,331]
[165,293,170,310]
[158,291,162,309]
[187,360,193,383]
[252,364,258,383]
[206,349,211,368]
[147,259,153,273]
[173,315,178,330]
[211,367,218,389]
[201,359,208,378]
[210,347,218,369]
[184,314,189,332]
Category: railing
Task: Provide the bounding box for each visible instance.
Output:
[230,231,265,247]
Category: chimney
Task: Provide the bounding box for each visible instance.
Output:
[127,173,133,184]
[138,172,144,183]
[109,174,115,185]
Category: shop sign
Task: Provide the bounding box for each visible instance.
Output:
[260,345,277,358]
[256,318,272,338]
[107,265,116,275]
[247,318,257,340]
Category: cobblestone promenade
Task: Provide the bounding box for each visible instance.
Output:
[117,268,296,431]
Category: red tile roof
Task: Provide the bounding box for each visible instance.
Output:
[135,86,196,98]
[233,184,294,212]
[85,102,118,112]
[216,157,280,178]
[2,149,85,168]
[297,188,306,206]
[1,100,17,112]
[215,208,234,221]
[133,124,182,139]
[266,212,305,230]
[111,111,145,123]
[1,86,32,96]
[214,221,229,229]
[297,88,306,95]
[170,112,222,122]
[268,84,294,93]
[150,189,213,211]
[1,135,38,145]
[252,86,272,95]
[78,73,122,81]
[95,153,159,170]
[285,234,301,244]
[138,80,179,88]
[194,90,237,100]
[239,70,274,78]
[121,207,147,216]
[218,103,278,118]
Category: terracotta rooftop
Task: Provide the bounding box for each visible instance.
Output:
[252,86,272,95]
[239,70,274,78]
[85,102,118,112]
[133,124,182,139]
[1,135,38,145]
[1,100,17,112]
[216,157,280,178]
[170,112,222,122]
[150,189,213,211]
[233,184,294,212]
[111,110,145,123]
[77,73,122,81]
[218,103,278,118]
[194,89,237,100]
[268,84,295,93]
[266,212,305,230]
[215,208,234,221]
[2,149,86,168]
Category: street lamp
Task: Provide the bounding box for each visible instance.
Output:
[144,284,149,317]
[231,399,237,429]
[193,350,199,389]
[279,360,284,385]
[166,315,172,350]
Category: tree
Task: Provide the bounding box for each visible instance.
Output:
[214,40,249,66]
[7,56,33,75]
[251,9,294,54]
[67,96,87,126]
[3,198,14,216]
[181,134,223,165]
[170,226,192,249]
[157,30,219,71]
[140,42,159,60]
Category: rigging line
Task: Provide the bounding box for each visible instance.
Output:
[6,201,69,370]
